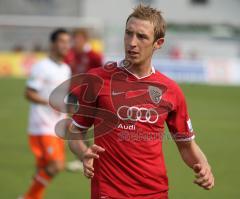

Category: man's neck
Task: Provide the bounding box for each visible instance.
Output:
[74,42,90,54]
[126,61,153,78]
[49,53,63,65]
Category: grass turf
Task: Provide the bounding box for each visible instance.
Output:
[0,77,239,199]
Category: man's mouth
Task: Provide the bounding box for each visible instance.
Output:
[127,50,139,57]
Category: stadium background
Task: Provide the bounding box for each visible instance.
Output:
[0,0,240,198]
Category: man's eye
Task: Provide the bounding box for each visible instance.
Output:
[125,30,131,35]
[138,34,146,40]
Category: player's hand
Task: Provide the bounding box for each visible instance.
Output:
[193,163,215,190]
[82,144,105,179]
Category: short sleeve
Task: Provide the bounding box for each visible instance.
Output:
[71,72,100,129]
[26,63,45,91]
[91,52,103,68]
[86,51,103,71]
[71,87,96,129]
[166,85,195,141]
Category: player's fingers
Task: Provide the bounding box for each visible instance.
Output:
[195,167,208,178]
[195,172,214,190]
[194,178,206,185]
[83,158,94,170]
[202,180,214,190]
[193,164,202,173]
[199,167,208,177]
[195,167,209,179]
[194,169,210,185]
[201,176,212,187]
[205,180,215,190]
[194,172,210,185]
[84,152,99,159]
[83,163,94,172]
[204,174,215,190]
[84,168,94,178]
[84,172,93,179]
[91,144,105,153]
[202,180,212,189]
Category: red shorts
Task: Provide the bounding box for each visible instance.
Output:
[29,135,65,168]
[93,190,168,199]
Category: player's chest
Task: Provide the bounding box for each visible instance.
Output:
[95,78,175,128]
[44,68,69,86]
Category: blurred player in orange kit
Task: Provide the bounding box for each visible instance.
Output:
[64,28,103,172]
[19,28,71,199]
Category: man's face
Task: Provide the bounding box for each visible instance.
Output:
[53,33,71,57]
[124,17,164,65]
[73,34,87,53]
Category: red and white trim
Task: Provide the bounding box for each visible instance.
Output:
[72,119,91,129]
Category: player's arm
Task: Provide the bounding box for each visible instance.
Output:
[68,71,105,178]
[68,123,88,159]
[68,123,105,178]
[167,84,214,190]
[25,63,48,105]
[24,87,48,105]
[175,139,215,190]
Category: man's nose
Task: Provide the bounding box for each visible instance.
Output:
[129,35,137,47]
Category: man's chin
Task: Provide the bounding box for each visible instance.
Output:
[60,52,68,57]
[124,57,140,65]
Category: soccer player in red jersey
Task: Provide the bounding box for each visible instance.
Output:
[67,5,214,199]
[65,28,103,75]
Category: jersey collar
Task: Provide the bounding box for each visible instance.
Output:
[117,60,155,80]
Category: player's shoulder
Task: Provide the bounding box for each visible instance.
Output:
[88,49,102,57]
[31,57,50,72]
[60,62,71,75]
[61,61,71,70]
[155,70,183,94]
[87,61,118,77]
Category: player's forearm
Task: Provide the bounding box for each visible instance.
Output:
[68,140,88,160]
[176,140,209,169]
[68,124,88,160]
[25,88,48,105]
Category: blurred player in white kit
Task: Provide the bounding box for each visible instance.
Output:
[20,28,71,199]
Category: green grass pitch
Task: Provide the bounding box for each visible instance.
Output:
[0,77,239,198]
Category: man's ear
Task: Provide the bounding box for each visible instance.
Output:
[153,38,164,50]
[50,43,54,51]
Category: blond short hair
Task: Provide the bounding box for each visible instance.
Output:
[126,4,166,41]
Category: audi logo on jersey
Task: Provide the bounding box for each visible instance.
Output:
[117,106,159,124]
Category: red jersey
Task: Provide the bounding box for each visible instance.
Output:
[65,45,103,75]
[72,62,195,199]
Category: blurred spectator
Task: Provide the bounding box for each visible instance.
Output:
[169,45,183,60]
[12,44,25,53]
[32,43,44,53]
[189,49,199,60]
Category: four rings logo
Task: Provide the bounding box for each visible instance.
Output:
[117,106,159,124]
